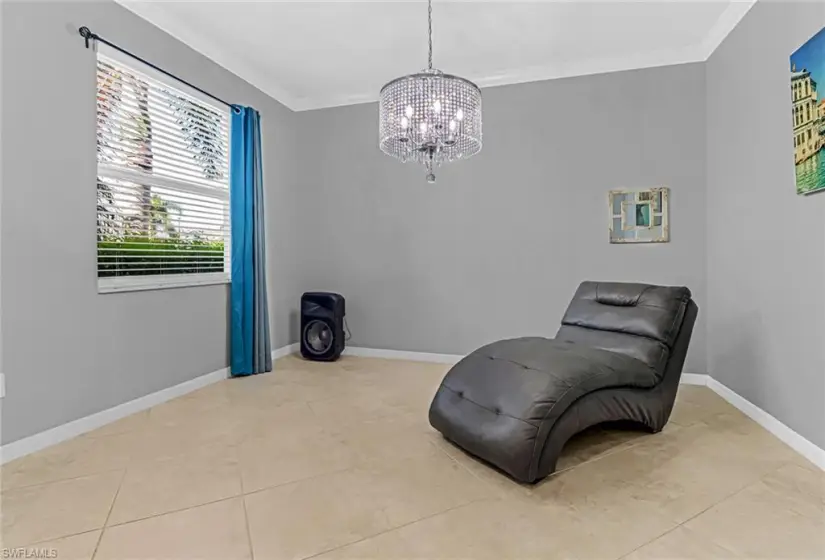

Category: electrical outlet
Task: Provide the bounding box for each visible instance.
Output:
[0,373,5,398]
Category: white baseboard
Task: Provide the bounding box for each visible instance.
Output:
[4,343,822,472]
[0,343,298,464]
[706,377,825,471]
[273,342,300,360]
[0,367,227,464]
[680,373,710,386]
[343,346,463,364]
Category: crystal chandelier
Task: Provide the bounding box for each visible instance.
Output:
[378,0,482,183]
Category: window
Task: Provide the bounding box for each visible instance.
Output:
[96,47,231,293]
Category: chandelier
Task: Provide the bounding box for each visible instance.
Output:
[378,0,482,183]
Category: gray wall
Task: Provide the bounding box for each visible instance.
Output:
[706,2,825,448]
[12,0,820,450]
[0,1,301,444]
[294,64,708,372]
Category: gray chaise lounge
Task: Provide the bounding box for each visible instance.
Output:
[429,281,698,483]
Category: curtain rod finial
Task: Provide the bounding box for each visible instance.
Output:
[78,26,94,48]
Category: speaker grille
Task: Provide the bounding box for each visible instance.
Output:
[303,319,333,355]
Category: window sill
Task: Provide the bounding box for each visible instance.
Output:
[98,273,230,294]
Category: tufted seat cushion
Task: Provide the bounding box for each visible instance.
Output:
[438,337,659,425]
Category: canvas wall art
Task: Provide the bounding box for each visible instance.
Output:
[609,188,669,244]
[791,26,825,196]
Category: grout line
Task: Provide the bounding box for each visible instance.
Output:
[1,466,127,493]
[90,468,127,560]
[241,494,256,560]
[617,460,795,559]
[236,445,256,560]
[26,463,357,547]
[101,494,243,530]
[20,495,248,552]
[300,498,490,560]
[16,529,102,551]
[240,466,354,500]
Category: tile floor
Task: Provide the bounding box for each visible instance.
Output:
[1,355,823,559]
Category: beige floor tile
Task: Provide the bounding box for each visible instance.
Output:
[529,415,799,524]
[1,432,134,490]
[316,499,582,560]
[95,497,251,560]
[1,470,122,546]
[108,442,243,525]
[82,410,151,439]
[224,375,321,409]
[307,387,424,432]
[529,476,681,559]
[126,410,245,465]
[683,463,825,558]
[3,356,818,560]
[147,385,231,426]
[244,446,491,560]
[11,530,102,560]
[693,410,802,476]
[623,525,736,559]
[232,401,328,444]
[237,427,356,493]
[554,425,648,472]
[329,423,448,470]
[794,454,824,473]
[669,385,735,427]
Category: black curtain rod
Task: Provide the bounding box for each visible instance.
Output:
[78,26,239,113]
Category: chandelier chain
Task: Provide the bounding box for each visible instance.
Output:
[427,0,433,70]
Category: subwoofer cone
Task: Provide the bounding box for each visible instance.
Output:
[303,319,333,355]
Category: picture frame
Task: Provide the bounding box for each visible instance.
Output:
[790,27,825,196]
[609,187,669,244]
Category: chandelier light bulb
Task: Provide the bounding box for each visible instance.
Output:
[378,0,482,183]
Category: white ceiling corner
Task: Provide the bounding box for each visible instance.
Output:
[696,0,757,60]
[116,1,756,112]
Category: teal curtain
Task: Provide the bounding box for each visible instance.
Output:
[230,106,271,376]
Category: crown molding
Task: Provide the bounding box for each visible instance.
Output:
[117,0,757,113]
[293,44,706,111]
[696,0,758,60]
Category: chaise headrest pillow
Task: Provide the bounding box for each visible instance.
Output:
[561,281,692,348]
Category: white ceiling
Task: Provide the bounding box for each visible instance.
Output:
[118,0,755,111]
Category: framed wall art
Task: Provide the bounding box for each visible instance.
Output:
[791,26,825,196]
[608,187,669,244]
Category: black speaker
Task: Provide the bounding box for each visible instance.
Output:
[300,292,346,361]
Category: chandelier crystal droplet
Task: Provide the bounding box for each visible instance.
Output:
[378,0,482,183]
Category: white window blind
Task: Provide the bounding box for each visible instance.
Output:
[96,47,231,293]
